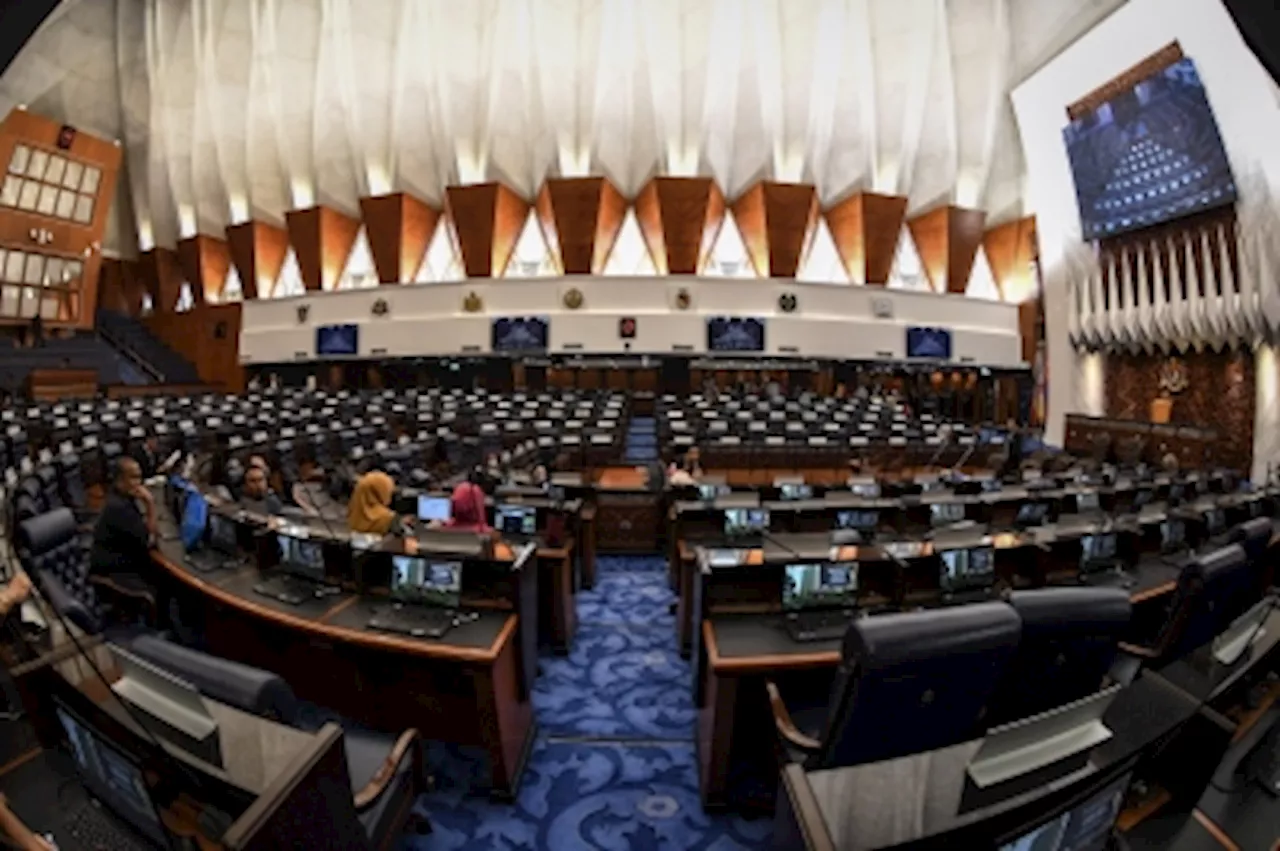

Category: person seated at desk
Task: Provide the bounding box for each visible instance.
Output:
[347,471,413,536]
[240,464,283,515]
[667,447,702,487]
[292,456,338,517]
[440,481,494,535]
[0,793,53,851]
[482,452,506,489]
[91,458,156,579]
[530,464,550,490]
[130,433,162,479]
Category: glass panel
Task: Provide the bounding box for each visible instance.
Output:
[54,189,76,219]
[44,258,63,286]
[4,251,25,283]
[64,260,82,283]
[0,285,19,317]
[0,175,20,206]
[73,194,93,223]
[63,160,83,189]
[40,295,59,320]
[8,144,30,175]
[35,184,58,215]
[23,254,44,285]
[17,179,39,211]
[80,166,100,195]
[44,155,66,185]
[19,286,40,318]
[26,149,48,179]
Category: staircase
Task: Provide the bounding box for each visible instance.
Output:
[0,333,143,395]
[623,416,659,464]
[97,310,201,384]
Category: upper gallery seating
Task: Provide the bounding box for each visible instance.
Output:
[0,331,146,394]
[96,309,201,384]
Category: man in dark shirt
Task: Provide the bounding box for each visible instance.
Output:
[90,457,156,579]
[131,434,162,479]
[241,465,283,515]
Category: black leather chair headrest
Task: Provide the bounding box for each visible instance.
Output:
[1230,517,1272,561]
[18,507,77,554]
[1009,586,1132,634]
[842,600,1022,670]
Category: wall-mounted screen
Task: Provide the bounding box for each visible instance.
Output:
[707,317,765,352]
[315,324,359,356]
[492,317,549,352]
[1063,57,1236,240]
[906,327,952,360]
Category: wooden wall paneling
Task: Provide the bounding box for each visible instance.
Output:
[982,216,1037,301]
[359,193,440,283]
[1067,42,1183,120]
[1018,300,1040,365]
[144,303,244,392]
[946,206,987,295]
[96,258,143,316]
[137,247,184,314]
[1,109,124,328]
[536,177,627,276]
[697,183,726,275]
[399,195,439,283]
[284,205,360,291]
[176,235,232,304]
[533,184,561,273]
[732,181,819,279]
[825,192,908,285]
[445,183,528,278]
[907,207,950,292]
[226,220,289,300]
[633,177,722,276]
[176,237,204,305]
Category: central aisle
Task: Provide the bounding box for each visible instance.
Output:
[411,555,771,850]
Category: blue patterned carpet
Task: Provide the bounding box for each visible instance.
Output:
[402,555,772,850]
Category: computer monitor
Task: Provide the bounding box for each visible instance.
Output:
[1076,491,1101,513]
[782,562,859,610]
[724,508,769,538]
[1161,518,1187,552]
[780,483,814,501]
[390,556,462,608]
[495,504,537,537]
[1016,502,1049,527]
[836,510,880,531]
[206,513,238,556]
[276,534,327,583]
[1080,533,1118,571]
[981,478,1003,493]
[417,494,452,523]
[698,483,729,502]
[996,771,1130,851]
[939,547,996,594]
[1168,483,1186,505]
[931,503,966,526]
[850,481,881,499]
[1205,507,1226,536]
[54,699,173,848]
[1132,489,1153,510]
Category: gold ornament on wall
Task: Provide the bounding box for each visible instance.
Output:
[463,291,483,313]
[563,288,584,310]
[674,288,692,311]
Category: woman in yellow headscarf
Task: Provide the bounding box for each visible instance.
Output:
[347,471,408,535]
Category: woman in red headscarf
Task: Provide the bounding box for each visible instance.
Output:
[444,481,492,533]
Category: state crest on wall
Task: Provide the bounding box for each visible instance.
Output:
[674,288,692,311]
[463,291,483,313]
[779,292,798,313]
[372,298,389,317]
[296,304,309,323]
[563,288,584,310]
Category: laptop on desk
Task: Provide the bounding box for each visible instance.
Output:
[495,503,538,543]
[723,508,769,546]
[368,557,472,639]
[939,545,997,602]
[186,512,246,573]
[781,562,859,642]
[417,494,452,524]
[253,533,338,606]
[1078,532,1134,588]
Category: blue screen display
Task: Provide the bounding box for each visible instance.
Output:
[1063,58,1236,240]
[492,317,549,351]
[906,327,952,360]
[707,317,765,352]
[316,324,359,356]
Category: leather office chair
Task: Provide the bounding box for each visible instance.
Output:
[1121,544,1257,665]
[987,587,1132,727]
[124,634,430,848]
[767,602,1022,769]
[1230,517,1273,564]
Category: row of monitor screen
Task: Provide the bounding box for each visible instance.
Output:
[776,547,996,605]
[415,496,538,536]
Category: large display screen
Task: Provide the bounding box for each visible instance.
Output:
[1063,57,1236,240]
[492,316,549,352]
[316,323,359,356]
[707,317,765,352]
[906,327,953,360]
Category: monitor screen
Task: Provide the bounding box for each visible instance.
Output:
[850,482,881,498]
[724,508,769,537]
[981,478,1003,493]
[1076,491,1100,513]
[1016,502,1049,526]
[998,772,1130,851]
[837,510,879,531]
[940,546,996,593]
[55,702,169,847]
[783,563,859,611]
[780,483,813,501]
[492,317,549,352]
[315,324,359,356]
[207,514,238,554]
[1063,56,1235,240]
[1162,518,1186,550]
[277,535,326,582]
[417,495,452,523]
[390,556,461,608]
[931,503,966,526]
[495,504,537,536]
[699,483,730,501]
[707,317,766,352]
[1133,489,1153,509]
[1080,533,1118,568]
[906,327,953,360]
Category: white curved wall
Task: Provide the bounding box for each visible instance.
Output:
[238,277,1023,366]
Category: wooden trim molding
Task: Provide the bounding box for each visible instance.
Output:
[1067,42,1184,120]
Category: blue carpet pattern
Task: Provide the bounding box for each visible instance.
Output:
[623,417,659,464]
[403,555,770,850]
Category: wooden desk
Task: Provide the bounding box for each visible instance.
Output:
[151,544,535,800]
[537,538,577,654]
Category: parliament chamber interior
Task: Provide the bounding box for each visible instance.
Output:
[2,0,1280,849]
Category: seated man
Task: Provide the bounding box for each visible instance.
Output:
[90,458,156,581]
[240,464,283,515]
